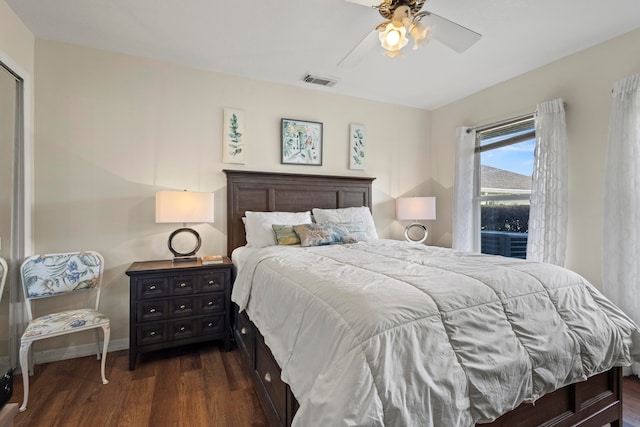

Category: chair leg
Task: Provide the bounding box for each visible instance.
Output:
[100,324,110,385]
[95,328,102,360]
[19,340,31,412]
[28,343,34,376]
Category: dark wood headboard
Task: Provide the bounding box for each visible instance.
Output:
[224,170,375,256]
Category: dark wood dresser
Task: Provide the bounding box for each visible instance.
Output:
[125,258,232,370]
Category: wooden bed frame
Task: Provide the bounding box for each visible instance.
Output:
[224,169,623,427]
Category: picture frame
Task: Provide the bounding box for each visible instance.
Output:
[349,123,366,170]
[281,118,323,166]
[223,108,245,164]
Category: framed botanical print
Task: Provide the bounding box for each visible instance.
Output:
[281,118,323,166]
[349,123,366,170]
[223,108,245,164]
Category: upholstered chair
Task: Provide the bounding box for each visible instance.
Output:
[19,251,110,412]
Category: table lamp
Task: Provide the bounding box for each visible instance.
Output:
[396,196,436,243]
[155,190,214,262]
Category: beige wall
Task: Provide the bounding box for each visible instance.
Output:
[0,0,34,73]
[33,39,431,348]
[431,28,640,288]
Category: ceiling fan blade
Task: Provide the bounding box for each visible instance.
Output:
[416,11,481,53]
[337,29,380,67]
[343,0,379,7]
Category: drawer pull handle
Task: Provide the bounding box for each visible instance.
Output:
[240,327,248,335]
[149,331,156,336]
[180,326,186,331]
[208,280,216,285]
[179,282,187,288]
[264,372,272,383]
[207,301,214,306]
[208,322,214,327]
[149,285,157,290]
[179,304,186,310]
[149,308,156,313]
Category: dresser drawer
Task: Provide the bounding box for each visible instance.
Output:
[137,277,169,299]
[236,310,255,365]
[170,297,195,318]
[200,315,225,336]
[137,322,167,345]
[136,300,169,323]
[256,338,287,424]
[198,271,227,293]
[170,318,197,340]
[171,275,196,295]
[198,293,225,314]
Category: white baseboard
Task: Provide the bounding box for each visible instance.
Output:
[32,338,129,366]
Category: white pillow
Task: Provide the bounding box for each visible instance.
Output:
[312,207,378,240]
[244,211,312,247]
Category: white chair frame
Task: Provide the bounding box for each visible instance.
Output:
[19,251,110,412]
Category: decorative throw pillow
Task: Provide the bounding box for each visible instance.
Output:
[272,225,301,245]
[312,207,378,240]
[294,223,362,247]
[244,211,312,247]
[331,221,368,242]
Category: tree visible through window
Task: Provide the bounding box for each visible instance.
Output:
[475,116,535,259]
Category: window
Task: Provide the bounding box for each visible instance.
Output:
[475,115,535,258]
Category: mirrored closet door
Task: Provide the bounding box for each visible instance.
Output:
[0,58,25,369]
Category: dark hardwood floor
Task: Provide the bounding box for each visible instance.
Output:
[625,375,640,427]
[8,343,640,426]
[10,342,268,427]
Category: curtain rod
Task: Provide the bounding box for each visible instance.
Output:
[466,101,568,134]
[466,112,534,134]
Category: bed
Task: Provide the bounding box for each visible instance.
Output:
[225,169,637,427]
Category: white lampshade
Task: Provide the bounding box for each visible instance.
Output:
[396,196,436,221]
[155,191,214,224]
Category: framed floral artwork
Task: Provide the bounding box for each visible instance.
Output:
[281,118,323,166]
[223,108,245,164]
[349,123,366,170]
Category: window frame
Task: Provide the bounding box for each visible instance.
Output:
[473,114,535,257]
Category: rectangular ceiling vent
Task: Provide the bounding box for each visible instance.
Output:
[302,74,337,87]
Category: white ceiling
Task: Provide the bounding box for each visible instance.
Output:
[7,0,640,110]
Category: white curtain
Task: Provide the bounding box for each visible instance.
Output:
[526,99,568,265]
[453,126,478,252]
[602,73,640,327]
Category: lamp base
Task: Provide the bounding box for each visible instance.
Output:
[168,227,202,261]
[172,256,198,263]
[404,223,428,244]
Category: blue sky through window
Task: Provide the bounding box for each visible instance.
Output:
[480,134,535,177]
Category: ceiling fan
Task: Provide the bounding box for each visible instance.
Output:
[339,0,481,66]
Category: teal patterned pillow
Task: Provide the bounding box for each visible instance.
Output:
[294,223,365,247]
[272,225,301,245]
[336,221,368,241]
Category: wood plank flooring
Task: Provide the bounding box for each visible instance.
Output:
[10,342,268,427]
[7,342,640,426]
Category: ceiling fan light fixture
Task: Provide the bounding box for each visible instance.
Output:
[409,22,431,49]
[376,3,435,56]
[379,22,408,52]
[383,48,404,58]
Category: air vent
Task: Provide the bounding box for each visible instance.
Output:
[302,74,337,87]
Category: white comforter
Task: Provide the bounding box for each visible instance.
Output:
[231,240,640,427]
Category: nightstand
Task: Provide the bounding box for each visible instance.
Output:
[125,257,232,370]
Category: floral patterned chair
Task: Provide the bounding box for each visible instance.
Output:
[19,251,110,412]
